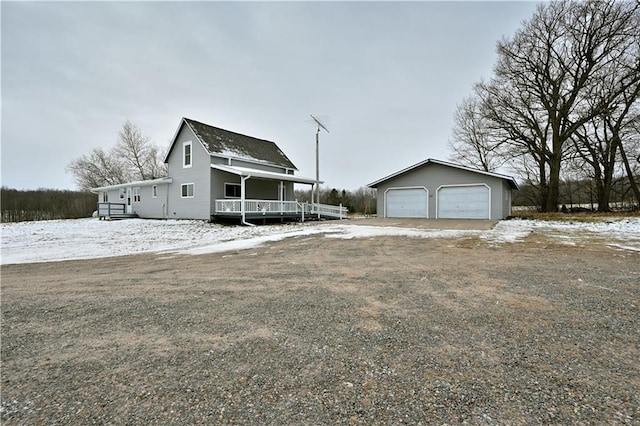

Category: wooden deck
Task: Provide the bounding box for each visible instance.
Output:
[96,200,347,223]
[96,203,138,220]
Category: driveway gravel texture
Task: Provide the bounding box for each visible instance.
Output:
[1,220,639,424]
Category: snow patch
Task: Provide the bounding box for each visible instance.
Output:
[2,217,639,265]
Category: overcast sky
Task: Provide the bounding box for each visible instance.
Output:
[2,1,538,191]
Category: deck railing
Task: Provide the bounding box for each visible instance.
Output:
[214,199,348,220]
[97,202,127,218]
[308,203,349,219]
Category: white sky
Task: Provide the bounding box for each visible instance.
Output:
[1,1,538,191]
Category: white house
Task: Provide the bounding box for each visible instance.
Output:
[92,117,347,223]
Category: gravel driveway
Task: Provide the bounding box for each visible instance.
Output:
[1,224,638,424]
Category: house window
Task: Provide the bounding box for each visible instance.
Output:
[102,192,108,203]
[133,187,141,203]
[225,183,241,198]
[152,185,158,198]
[183,141,192,168]
[181,183,194,198]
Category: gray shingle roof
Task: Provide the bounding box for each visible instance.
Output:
[183,118,297,170]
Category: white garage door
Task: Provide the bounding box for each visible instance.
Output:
[438,185,490,219]
[385,188,428,218]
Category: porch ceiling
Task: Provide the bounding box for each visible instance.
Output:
[211,164,321,185]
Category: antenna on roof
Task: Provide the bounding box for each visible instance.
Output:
[310,115,329,206]
[311,114,329,134]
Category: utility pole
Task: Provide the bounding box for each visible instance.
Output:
[315,125,320,205]
[310,115,329,207]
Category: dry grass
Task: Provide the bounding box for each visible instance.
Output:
[511,210,640,221]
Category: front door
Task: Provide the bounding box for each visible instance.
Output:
[126,188,133,214]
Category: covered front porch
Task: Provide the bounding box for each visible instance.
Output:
[210,164,347,224]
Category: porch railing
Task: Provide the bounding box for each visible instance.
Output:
[214,199,348,220]
[215,200,300,214]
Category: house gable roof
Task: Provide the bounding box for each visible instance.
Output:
[164,118,297,170]
[367,158,519,189]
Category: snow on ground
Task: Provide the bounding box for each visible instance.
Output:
[1,217,639,265]
[483,217,640,249]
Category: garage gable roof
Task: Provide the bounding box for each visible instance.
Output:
[367,158,519,189]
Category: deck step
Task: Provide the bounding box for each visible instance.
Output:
[99,213,139,220]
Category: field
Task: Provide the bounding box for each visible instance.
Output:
[1,218,639,424]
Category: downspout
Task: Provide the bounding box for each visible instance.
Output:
[241,174,254,226]
[165,186,169,220]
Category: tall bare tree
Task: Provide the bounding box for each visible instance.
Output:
[67,121,167,190]
[475,75,556,208]
[618,107,640,207]
[480,0,639,211]
[67,147,128,190]
[113,121,166,181]
[448,96,507,172]
[572,4,640,210]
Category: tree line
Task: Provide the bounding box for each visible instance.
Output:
[449,0,640,212]
[1,187,97,223]
[513,177,638,212]
[294,186,377,215]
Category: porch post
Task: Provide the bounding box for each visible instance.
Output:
[279,181,284,215]
[241,175,248,224]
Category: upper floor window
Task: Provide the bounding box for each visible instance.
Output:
[133,187,141,203]
[183,141,192,168]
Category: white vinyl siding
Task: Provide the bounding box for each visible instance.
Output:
[167,125,211,219]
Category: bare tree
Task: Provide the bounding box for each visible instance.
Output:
[482,0,639,211]
[448,96,507,172]
[571,30,640,211]
[476,76,555,208]
[113,121,166,181]
[67,121,167,190]
[67,147,128,190]
[618,110,640,207]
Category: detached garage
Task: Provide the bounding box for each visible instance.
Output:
[368,159,518,220]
